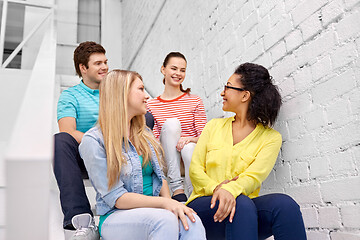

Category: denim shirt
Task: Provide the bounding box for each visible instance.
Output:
[79,126,165,215]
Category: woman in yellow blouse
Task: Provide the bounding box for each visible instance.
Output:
[187,63,306,240]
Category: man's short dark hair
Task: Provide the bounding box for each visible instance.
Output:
[73,41,106,77]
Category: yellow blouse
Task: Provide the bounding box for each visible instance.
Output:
[187,117,282,204]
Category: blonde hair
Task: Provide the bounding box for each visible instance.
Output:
[98,69,164,190]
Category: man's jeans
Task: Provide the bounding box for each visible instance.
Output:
[53,132,92,228]
[101,208,206,240]
[160,118,196,195]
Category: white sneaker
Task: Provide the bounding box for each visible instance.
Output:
[69,213,100,240]
[64,229,75,240]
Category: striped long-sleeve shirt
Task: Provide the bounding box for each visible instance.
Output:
[146,93,207,139]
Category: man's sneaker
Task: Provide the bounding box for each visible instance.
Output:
[69,213,100,240]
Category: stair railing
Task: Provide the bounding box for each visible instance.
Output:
[3,0,57,239]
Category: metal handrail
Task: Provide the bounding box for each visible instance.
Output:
[0,0,55,68]
[0,0,9,64]
[5,24,56,240]
[4,0,54,9]
[4,2,56,239]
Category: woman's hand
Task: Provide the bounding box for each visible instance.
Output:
[211,188,236,223]
[213,176,239,193]
[162,198,197,230]
[176,137,197,151]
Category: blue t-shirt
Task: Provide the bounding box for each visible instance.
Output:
[57,81,99,133]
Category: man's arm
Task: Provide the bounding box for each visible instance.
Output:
[58,117,84,143]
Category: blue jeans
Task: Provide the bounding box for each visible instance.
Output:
[101,208,206,240]
[187,193,307,240]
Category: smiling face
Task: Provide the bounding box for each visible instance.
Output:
[80,52,108,89]
[161,57,187,88]
[221,74,250,112]
[127,77,149,119]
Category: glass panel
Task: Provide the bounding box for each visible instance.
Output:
[1,2,25,68]
[77,0,101,43]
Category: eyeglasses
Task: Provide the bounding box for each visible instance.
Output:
[224,85,246,92]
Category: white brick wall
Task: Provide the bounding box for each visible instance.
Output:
[302,207,319,228]
[122,0,360,238]
[341,205,360,228]
[319,207,342,229]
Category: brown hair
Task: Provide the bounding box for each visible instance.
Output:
[73,41,106,77]
[162,52,191,94]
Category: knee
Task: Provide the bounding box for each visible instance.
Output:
[182,142,195,151]
[236,195,257,213]
[55,132,77,148]
[162,118,181,136]
[54,132,79,165]
[186,214,206,236]
[189,214,204,229]
[276,193,300,211]
[181,143,196,165]
[156,209,179,230]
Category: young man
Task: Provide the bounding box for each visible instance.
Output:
[54,41,155,240]
[54,41,108,240]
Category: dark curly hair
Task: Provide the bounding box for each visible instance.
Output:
[162,52,191,94]
[234,63,282,127]
[73,41,106,77]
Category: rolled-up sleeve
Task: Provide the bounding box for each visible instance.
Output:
[79,134,128,209]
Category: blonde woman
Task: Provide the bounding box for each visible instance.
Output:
[79,70,206,240]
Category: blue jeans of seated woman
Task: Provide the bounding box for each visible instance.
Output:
[187,193,307,240]
[100,208,206,240]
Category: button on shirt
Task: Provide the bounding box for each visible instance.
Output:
[57,81,99,133]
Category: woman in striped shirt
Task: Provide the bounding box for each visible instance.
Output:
[147,52,207,202]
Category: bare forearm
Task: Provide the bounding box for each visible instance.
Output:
[115,192,166,209]
[159,179,171,198]
[58,117,84,143]
[64,130,84,143]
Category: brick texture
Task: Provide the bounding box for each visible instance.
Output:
[122,0,360,237]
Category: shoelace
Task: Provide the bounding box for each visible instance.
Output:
[74,226,94,236]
